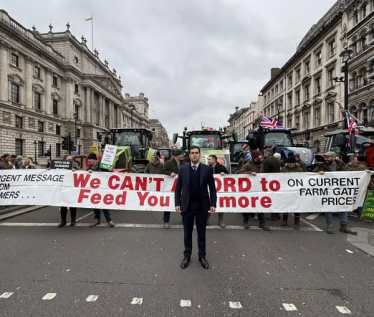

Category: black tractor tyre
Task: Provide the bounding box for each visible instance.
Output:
[130,164,147,173]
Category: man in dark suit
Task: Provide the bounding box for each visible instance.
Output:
[175,146,217,269]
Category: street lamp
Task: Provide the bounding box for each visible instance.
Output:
[73,110,78,146]
[33,140,38,164]
[334,48,353,128]
[129,103,136,128]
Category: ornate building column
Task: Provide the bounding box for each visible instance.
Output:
[0,42,9,101]
[64,77,73,119]
[45,68,52,115]
[25,57,33,109]
[85,86,92,123]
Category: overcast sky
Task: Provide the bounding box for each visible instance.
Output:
[4,0,337,138]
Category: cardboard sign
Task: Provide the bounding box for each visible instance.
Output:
[50,160,73,170]
[99,145,117,170]
[361,190,374,220]
[90,146,99,154]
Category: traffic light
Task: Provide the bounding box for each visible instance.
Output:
[62,135,69,150]
[70,140,76,152]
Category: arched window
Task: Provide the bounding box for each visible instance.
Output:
[362,3,367,19]
[354,10,359,24]
[362,68,369,86]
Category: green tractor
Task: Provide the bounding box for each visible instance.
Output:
[172,127,238,173]
[105,128,159,173]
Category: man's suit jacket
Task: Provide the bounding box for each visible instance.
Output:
[175,163,217,213]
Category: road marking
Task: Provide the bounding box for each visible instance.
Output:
[0,222,321,231]
[76,212,93,222]
[131,297,143,305]
[180,300,191,307]
[42,293,56,300]
[336,306,352,314]
[306,213,320,220]
[299,218,323,232]
[0,206,45,221]
[0,292,14,298]
[229,301,242,309]
[86,295,99,302]
[282,303,297,311]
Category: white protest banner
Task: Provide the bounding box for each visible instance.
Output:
[99,144,117,170]
[0,170,371,213]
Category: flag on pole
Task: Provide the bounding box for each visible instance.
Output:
[86,17,93,21]
[346,112,359,149]
[260,116,284,129]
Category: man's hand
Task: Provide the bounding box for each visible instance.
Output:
[319,171,324,175]
[109,167,114,172]
[72,169,76,172]
[210,206,216,214]
[220,172,226,176]
[251,172,257,176]
[88,169,93,173]
[170,173,177,177]
[175,206,181,213]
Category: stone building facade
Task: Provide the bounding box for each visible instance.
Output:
[0,10,149,165]
[149,119,170,149]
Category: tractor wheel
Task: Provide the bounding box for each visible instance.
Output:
[130,164,146,173]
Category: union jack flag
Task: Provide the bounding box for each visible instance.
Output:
[346,112,359,149]
[260,116,285,129]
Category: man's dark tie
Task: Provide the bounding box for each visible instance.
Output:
[192,165,197,173]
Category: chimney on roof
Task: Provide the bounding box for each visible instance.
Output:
[235,107,239,112]
[271,68,281,79]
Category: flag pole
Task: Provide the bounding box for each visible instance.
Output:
[91,12,94,52]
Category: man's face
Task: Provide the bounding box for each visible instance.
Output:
[176,154,184,161]
[288,162,296,168]
[4,156,11,162]
[255,155,264,163]
[25,159,30,165]
[208,157,214,166]
[325,156,335,164]
[350,157,358,165]
[264,152,269,158]
[88,158,97,165]
[66,156,73,160]
[189,149,201,163]
[151,156,157,163]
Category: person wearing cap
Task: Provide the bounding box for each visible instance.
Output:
[162,149,185,229]
[281,155,304,229]
[294,152,307,172]
[86,153,115,228]
[239,150,271,231]
[263,148,281,221]
[313,151,356,235]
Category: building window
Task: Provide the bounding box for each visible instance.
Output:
[316,51,322,66]
[304,85,310,100]
[34,66,41,78]
[328,102,335,123]
[288,75,292,87]
[287,119,292,128]
[361,36,367,49]
[11,54,19,67]
[280,80,283,91]
[11,83,20,103]
[315,77,321,94]
[363,108,368,125]
[34,92,41,109]
[74,105,79,119]
[77,128,81,138]
[288,94,292,107]
[38,121,44,132]
[75,84,79,94]
[38,141,45,157]
[53,76,58,87]
[53,100,58,115]
[304,112,309,129]
[264,95,267,104]
[327,68,335,87]
[296,90,300,105]
[275,85,278,94]
[105,116,109,128]
[97,132,102,141]
[15,139,23,156]
[296,69,301,82]
[56,125,61,135]
[56,143,61,157]
[314,108,321,126]
[362,4,367,18]
[329,39,336,57]
[355,10,359,24]
[305,60,310,74]
[15,116,23,128]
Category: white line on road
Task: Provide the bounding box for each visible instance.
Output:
[300,218,323,232]
[131,297,143,305]
[42,293,56,300]
[86,295,99,302]
[0,206,45,221]
[336,306,352,314]
[180,300,191,307]
[0,222,322,231]
[76,212,93,222]
[282,303,298,311]
[0,292,14,298]
[229,301,242,309]
[306,213,320,220]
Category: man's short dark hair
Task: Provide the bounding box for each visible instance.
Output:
[189,146,200,154]
[209,155,217,162]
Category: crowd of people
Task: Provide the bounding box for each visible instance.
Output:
[0,154,36,169]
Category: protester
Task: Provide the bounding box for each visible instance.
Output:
[263,148,281,221]
[15,155,23,169]
[313,151,356,235]
[86,153,115,228]
[21,158,35,169]
[58,155,79,228]
[162,149,184,229]
[239,150,271,231]
[280,155,304,229]
[10,155,17,168]
[175,146,217,269]
[207,154,228,228]
[144,155,163,174]
[294,152,307,171]
[0,154,13,169]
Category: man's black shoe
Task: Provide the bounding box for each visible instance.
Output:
[199,257,209,269]
[181,257,190,269]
